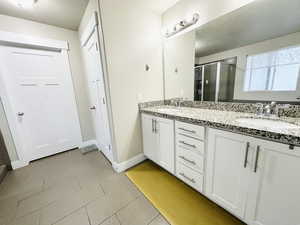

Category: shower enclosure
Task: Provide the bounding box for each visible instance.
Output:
[194,57,237,102]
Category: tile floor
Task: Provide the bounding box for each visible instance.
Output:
[0,150,170,225]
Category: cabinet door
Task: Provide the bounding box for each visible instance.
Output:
[206,128,252,219]
[141,114,158,162]
[157,117,175,174]
[246,141,300,225]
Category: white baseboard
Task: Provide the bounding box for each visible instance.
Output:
[11,160,29,170]
[79,140,98,149]
[112,153,146,173]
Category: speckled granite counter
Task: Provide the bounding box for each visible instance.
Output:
[140,105,300,147]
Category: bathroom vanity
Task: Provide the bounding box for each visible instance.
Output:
[140,102,300,225]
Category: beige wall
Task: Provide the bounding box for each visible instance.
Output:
[197,31,300,101]
[162,0,255,37]
[164,30,195,100]
[97,0,164,163]
[0,14,94,161]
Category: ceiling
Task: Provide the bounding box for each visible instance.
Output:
[195,0,300,57]
[0,0,180,31]
[132,0,181,14]
[0,0,89,30]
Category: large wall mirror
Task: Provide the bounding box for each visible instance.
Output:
[163,0,300,103]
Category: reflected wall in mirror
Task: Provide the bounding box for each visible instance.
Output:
[163,0,300,103]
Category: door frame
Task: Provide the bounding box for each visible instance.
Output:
[0,30,82,166]
[80,12,117,165]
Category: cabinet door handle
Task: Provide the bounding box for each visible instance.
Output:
[179,172,196,183]
[152,119,154,133]
[178,127,196,134]
[179,156,196,165]
[179,141,196,148]
[254,145,261,173]
[154,119,157,133]
[244,142,250,168]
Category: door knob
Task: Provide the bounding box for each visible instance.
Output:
[17,112,24,116]
[90,106,96,110]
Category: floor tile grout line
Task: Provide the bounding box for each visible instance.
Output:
[99,183,106,195]
[93,195,140,225]
[17,187,45,206]
[50,193,105,225]
[147,214,160,225]
[15,198,56,221]
[84,206,92,225]
[114,213,122,225]
[50,205,87,225]
[38,208,42,225]
[114,194,141,214]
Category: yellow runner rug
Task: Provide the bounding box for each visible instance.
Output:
[126,160,245,225]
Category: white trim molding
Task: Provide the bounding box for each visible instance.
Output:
[11,160,29,170]
[79,140,98,149]
[80,11,99,47]
[112,153,146,173]
[0,30,69,50]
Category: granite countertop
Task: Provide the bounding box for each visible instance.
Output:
[140,105,300,146]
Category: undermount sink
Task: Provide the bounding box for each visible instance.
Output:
[235,117,300,130]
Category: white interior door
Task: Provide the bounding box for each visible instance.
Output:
[84,30,112,162]
[0,45,82,161]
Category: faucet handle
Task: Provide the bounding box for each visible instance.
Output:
[255,103,264,116]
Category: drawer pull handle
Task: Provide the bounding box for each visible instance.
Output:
[179,172,195,183]
[178,128,196,134]
[179,156,196,165]
[179,141,196,148]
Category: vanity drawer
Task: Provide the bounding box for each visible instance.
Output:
[177,147,204,173]
[176,135,205,155]
[176,163,203,193]
[176,121,205,140]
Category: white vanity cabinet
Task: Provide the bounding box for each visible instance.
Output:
[206,128,252,219]
[206,128,300,225]
[141,113,175,174]
[175,121,205,193]
[246,140,300,225]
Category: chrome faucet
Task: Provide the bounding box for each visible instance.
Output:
[171,98,184,107]
[176,98,184,107]
[256,102,290,117]
[264,101,277,116]
[255,103,264,116]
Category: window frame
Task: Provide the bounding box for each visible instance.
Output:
[244,45,300,93]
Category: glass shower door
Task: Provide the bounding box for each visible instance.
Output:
[203,63,218,101]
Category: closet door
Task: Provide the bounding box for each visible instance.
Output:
[84,30,113,162]
[0,46,82,161]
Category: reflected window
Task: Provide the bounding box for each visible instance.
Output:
[244,46,300,91]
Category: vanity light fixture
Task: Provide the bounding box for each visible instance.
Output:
[165,13,200,38]
[12,0,37,9]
